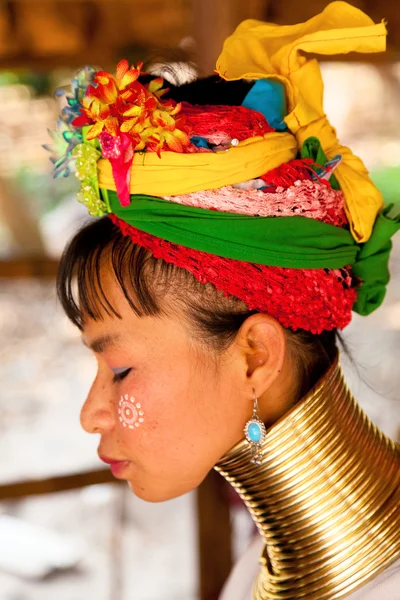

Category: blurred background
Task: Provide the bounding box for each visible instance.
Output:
[0,1,399,599]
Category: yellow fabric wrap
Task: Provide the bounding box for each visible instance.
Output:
[216,1,387,242]
[98,132,297,197]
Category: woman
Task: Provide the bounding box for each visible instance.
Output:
[48,2,400,598]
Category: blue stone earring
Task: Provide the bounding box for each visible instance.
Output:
[244,394,266,465]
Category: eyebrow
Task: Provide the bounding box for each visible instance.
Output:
[82,334,121,353]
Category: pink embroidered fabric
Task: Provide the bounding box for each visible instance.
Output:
[111,214,357,334]
[164,180,347,227]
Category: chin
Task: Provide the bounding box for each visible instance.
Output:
[127,478,197,503]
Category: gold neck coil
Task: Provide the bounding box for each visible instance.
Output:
[215,358,400,599]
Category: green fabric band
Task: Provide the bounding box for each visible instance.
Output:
[109,191,400,316]
[110,193,358,268]
[352,203,400,315]
[301,136,340,190]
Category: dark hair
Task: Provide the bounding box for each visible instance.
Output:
[57,217,342,401]
[57,75,344,401]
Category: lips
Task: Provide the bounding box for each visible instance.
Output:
[99,455,130,478]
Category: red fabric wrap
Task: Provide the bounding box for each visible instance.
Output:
[182,102,275,146]
[110,214,357,334]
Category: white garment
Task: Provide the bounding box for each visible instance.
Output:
[219,536,400,600]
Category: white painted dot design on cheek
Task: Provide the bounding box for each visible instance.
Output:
[118,396,145,430]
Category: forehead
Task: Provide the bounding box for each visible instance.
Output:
[79,261,134,338]
[80,255,137,321]
[83,269,137,322]
[81,306,192,362]
[81,265,187,344]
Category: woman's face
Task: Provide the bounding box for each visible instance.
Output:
[80,271,251,502]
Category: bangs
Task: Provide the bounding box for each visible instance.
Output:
[57,217,164,330]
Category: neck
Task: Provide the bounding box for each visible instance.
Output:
[216,357,400,599]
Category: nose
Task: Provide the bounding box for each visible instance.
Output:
[80,374,116,435]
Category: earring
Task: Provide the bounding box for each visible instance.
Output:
[244,394,266,465]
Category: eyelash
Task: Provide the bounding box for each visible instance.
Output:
[112,368,132,383]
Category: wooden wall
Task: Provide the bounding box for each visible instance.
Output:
[0,0,398,71]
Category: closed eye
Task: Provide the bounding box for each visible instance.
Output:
[112,368,132,383]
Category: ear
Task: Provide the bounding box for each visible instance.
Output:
[237,313,287,398]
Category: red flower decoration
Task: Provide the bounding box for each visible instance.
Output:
[71,60,191,205]
[72,60,190,156]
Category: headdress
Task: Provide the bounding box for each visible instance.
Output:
[46,1,400,334]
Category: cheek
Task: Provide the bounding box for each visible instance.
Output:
[114,360,247,501]
[116,363,224,461]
